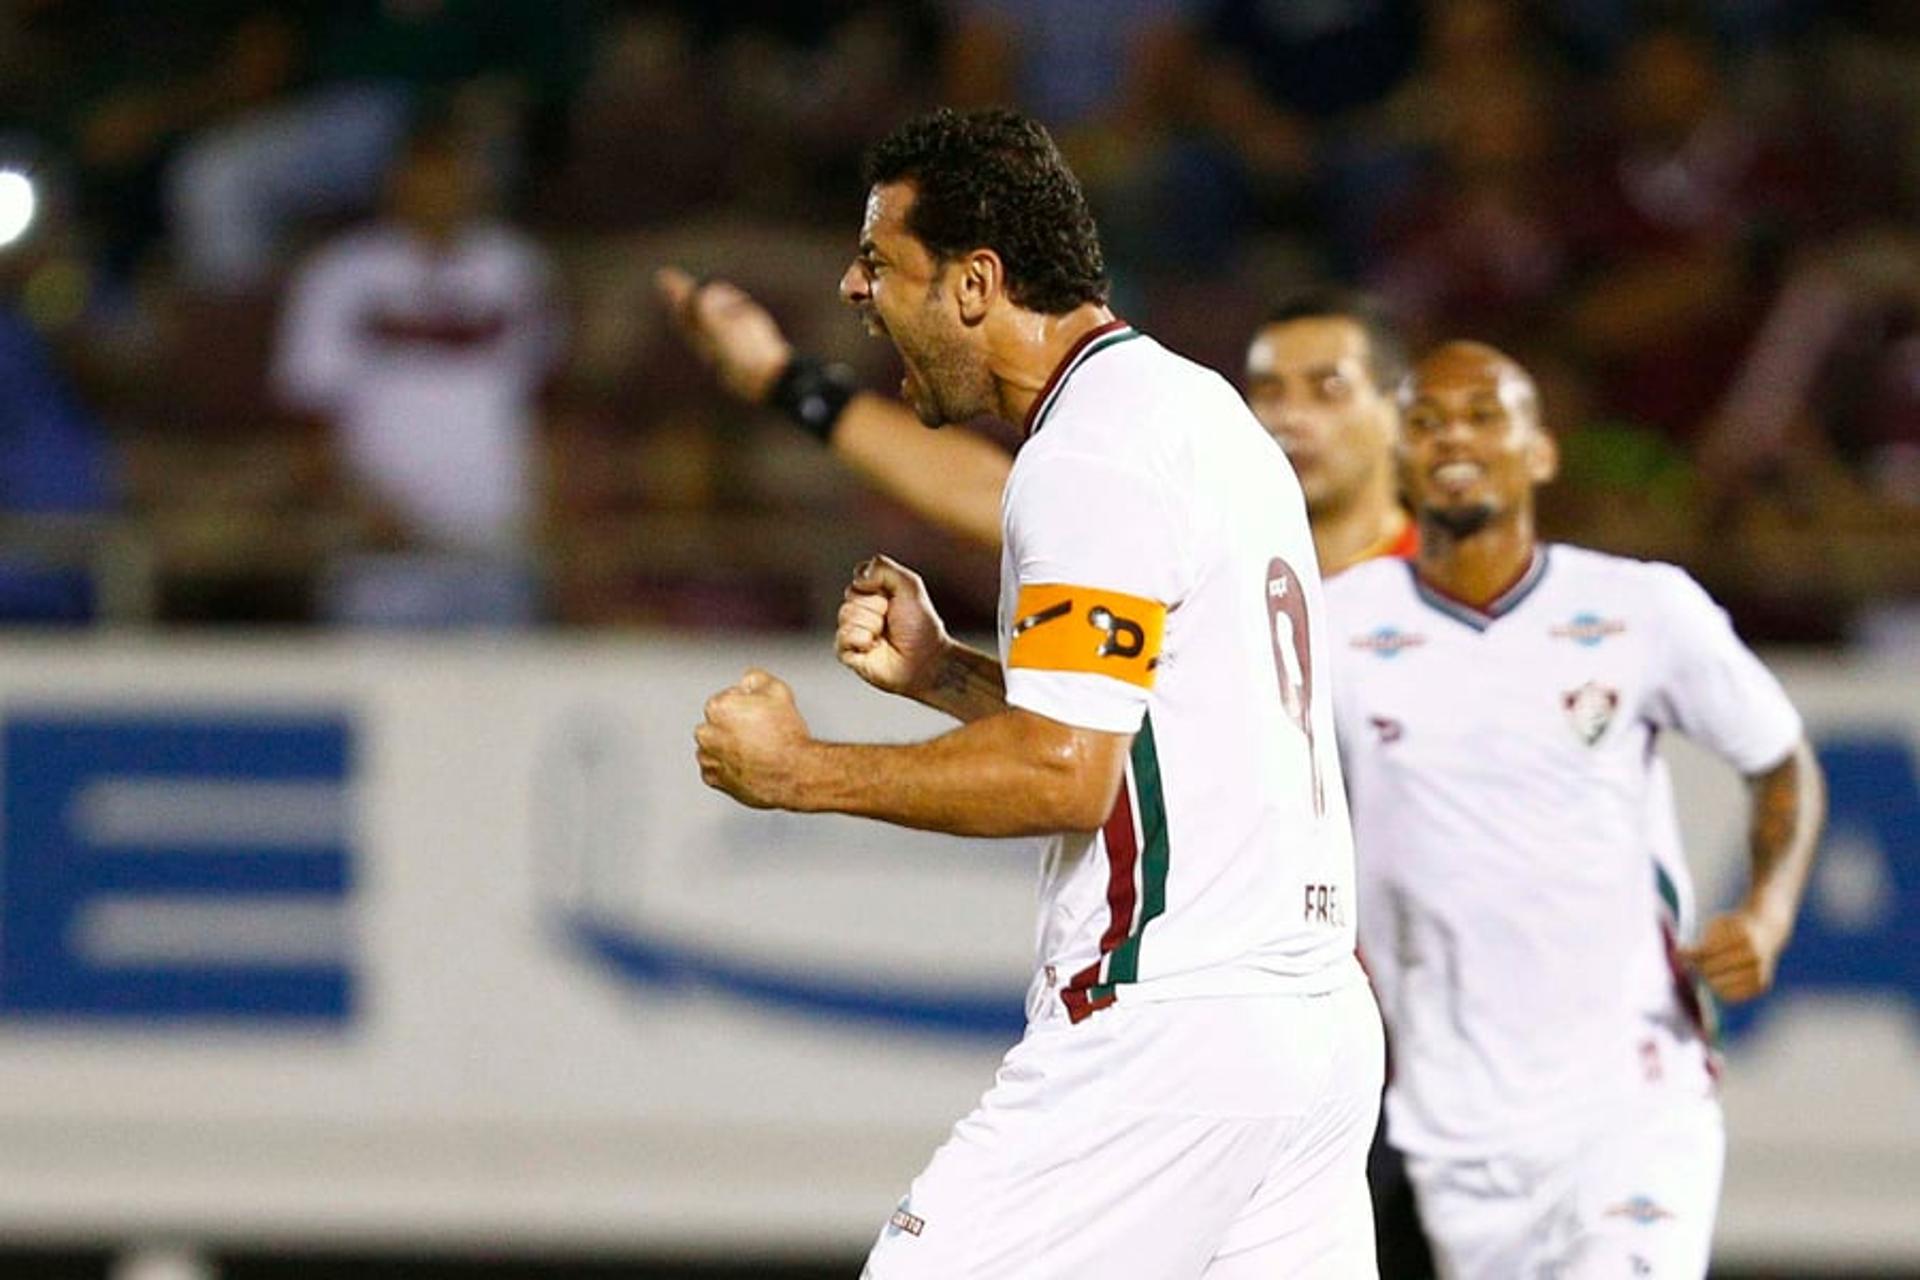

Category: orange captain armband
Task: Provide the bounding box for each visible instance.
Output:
[1008,583,1167,688]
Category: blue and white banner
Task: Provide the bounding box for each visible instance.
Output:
[0,640,1911,1265]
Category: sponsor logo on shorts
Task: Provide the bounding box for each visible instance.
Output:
[1351,626,1426,658]
[1604,1195,1675,1226]
[887,1199,926,1238]
[1551,611,1627,646]
[1563,681,1620,745]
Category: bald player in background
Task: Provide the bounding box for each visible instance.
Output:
[1326,341,1825,1278]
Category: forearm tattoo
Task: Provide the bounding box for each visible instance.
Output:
[929,647,1007,722]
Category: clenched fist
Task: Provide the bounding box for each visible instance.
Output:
[694,668,813,809]
[1679,909,1790,1004]
[836,555,950,698]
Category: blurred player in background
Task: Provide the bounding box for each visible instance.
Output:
[1242,289,1416,575]
[661,270,1438,1274]
[693,106,1382,1278]
[274,116,559,626]
[1326,341,1825,1278]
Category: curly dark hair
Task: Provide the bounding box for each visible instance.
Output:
[863,108,1108,316]
[1265,287,1410,395]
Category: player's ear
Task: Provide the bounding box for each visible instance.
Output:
[954,249,1000,324]
[1526,426,1559,485]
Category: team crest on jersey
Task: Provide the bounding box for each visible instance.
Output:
[1350,626,1426,658]
[1563,681,1619,745]
[1604,1195,1675,1226]
[1551,611,1628,647]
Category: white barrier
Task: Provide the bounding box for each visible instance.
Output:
[0,639,1910,1265]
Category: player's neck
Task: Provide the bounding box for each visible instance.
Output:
[1415,509,1539,608]
[1313,480,1409,577]
[992,303,1120,430]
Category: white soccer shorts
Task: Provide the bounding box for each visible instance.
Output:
[1408,1093,1725,1279]
[861,979,1384,1279]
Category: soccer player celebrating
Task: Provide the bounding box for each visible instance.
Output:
[1326,341,1826,1278]
[661,271,1438,1274]
[694,107,1384,1277]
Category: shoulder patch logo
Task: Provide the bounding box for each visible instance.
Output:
[887,1199,927,1238]
[1350,626,1426,659]
[1551,612,1627,647]
[1563,681,1620,745]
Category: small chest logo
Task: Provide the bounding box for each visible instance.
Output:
[1603,1195,1675,1226]
[1350,626,1426,659]
[1369,715,1404,745]
[1562,681,1619,745]
[1551,611,1627,647]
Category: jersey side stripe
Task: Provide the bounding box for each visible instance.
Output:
[1654,861,1682,925]
[1061,713,1170,1021]
[1061,767,1140,1023]
[1104,714,1169,987]
[1660,917,1723,1077]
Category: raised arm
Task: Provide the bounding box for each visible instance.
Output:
[833,402,1011,548]
[656,268,1011,548]
[1682,737,1827,1003]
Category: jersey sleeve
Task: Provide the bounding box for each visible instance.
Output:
[1001,449,1189,734]
[1644,565,1802,773]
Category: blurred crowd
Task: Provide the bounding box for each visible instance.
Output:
[1,0,1917,639]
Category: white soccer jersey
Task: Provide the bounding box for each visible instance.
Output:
[998,322,1362,1022]
[1325,545,1802,1158]
[275,223,559,553]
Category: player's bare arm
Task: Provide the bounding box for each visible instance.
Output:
[1683,736,1827,1003]
[656,267,1010,548]
[694,668,1126,837]
[835,555,1006,721]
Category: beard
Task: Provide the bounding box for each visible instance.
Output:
[901,365,944,426]
[1420,501,1497,540]
[895,324,988,428]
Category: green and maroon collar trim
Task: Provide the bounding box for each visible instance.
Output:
[1022,319,1139,437]
[1409,546,1551,632]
